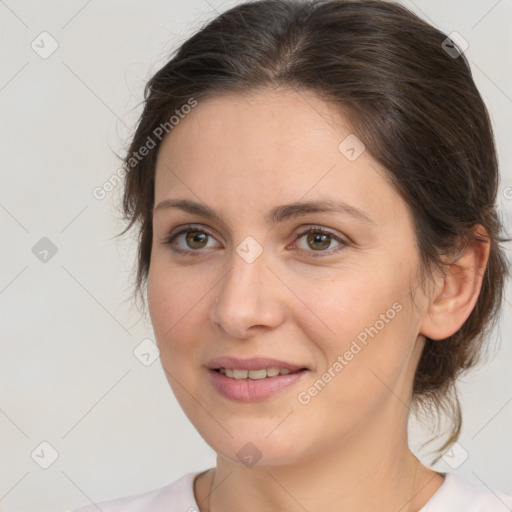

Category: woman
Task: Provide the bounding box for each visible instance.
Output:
[70,0,512,510]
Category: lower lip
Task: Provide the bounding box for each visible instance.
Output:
[209,369,308,402]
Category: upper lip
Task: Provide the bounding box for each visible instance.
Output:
[207,356,308,372]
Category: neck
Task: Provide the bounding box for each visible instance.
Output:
[198,416,443,512]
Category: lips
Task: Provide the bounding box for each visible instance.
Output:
[207,356,309,401]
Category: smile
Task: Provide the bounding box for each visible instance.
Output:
[216,367,296,379]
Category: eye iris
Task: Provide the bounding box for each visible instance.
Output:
[307,232,330,250]
[186,231,208,249]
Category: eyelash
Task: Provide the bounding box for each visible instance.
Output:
[161,224,349,258]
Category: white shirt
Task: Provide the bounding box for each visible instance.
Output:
[67,471,512,511]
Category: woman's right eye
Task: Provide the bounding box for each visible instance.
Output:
[162,226,220,255]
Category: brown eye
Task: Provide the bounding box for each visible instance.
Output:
[163,225,220,255]
[163,224,348,258]
[185,230,209,249]
[306,231,332,251]
[294,227,348,257]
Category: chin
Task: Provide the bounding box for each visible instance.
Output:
[194,418,311,468]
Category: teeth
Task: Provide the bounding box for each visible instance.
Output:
[232,369,248,379]
[266,367,280,377]
[248,369,267,380]
[219,367,298,379]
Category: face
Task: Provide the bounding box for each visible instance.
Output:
[148,88,429,467]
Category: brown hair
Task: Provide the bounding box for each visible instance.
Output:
[119,0,510,462]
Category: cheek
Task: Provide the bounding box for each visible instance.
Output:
[147,256,219,375]
[147,253,204,331]
[295,267,418,393]
[147,260,194,352]
[147,263,207,409]
[293,266,409,351]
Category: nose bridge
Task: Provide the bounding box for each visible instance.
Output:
[211,239,283,337]
[220,242,268,307]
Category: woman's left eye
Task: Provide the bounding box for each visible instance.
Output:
[292,227,348,257]
[162,225,348,257]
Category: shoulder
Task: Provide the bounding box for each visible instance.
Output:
[421,472,512,512]
[65,472,200,512]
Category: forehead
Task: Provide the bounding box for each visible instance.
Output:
[153,88,406,227]
[157,88,349,171]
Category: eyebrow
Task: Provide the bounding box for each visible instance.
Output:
[154,198,375,226]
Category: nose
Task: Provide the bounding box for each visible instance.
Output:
[209,248,286,339]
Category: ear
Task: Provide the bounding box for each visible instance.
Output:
[419,225,490,341]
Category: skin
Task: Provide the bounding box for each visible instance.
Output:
[147,87,490,512]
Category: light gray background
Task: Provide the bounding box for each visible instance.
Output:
[1,1,511,511]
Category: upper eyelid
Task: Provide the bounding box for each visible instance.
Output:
[166,223,219,240]
[166,223,341,238]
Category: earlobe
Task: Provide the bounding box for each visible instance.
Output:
[419,225,490,341]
